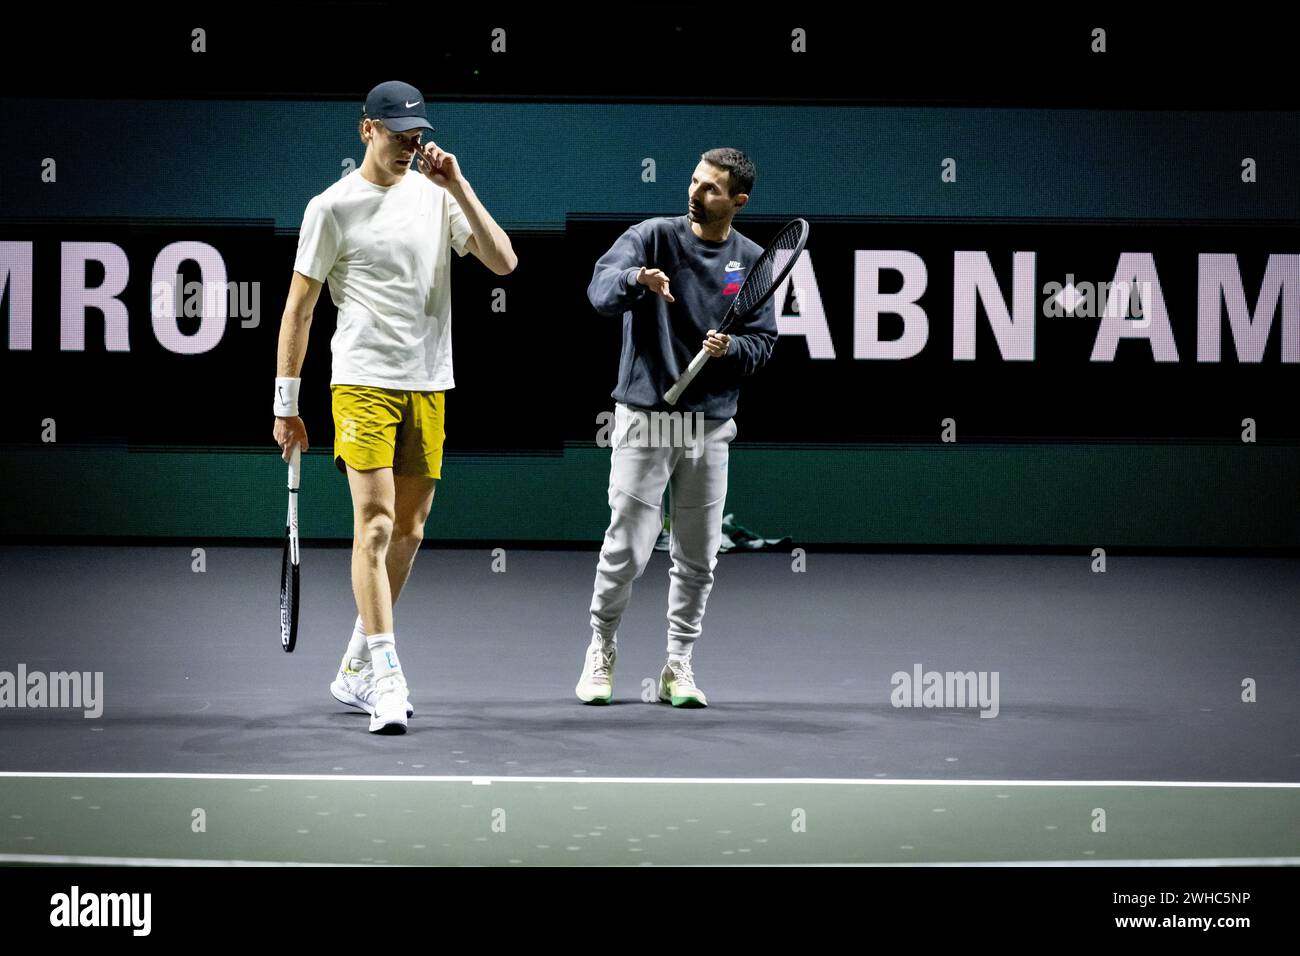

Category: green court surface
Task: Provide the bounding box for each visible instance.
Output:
[1,775,1298,866]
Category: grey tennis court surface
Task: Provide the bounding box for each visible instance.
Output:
[1,546,1297,864]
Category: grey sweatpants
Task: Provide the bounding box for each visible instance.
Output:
[589,403,738,657]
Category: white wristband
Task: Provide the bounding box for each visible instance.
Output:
[274,377,301,417]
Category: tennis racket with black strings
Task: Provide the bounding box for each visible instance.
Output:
[279,444,301,652]
[664,218,810,405]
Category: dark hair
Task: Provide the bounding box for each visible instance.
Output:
[700,147,756,196]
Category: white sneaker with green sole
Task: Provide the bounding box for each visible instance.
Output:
[659,658,708,707]
[575,637,616,704]
[331,657,414,718]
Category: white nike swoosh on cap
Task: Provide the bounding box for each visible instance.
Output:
[405,100,419,108]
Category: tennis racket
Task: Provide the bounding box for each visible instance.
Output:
[664,217,809,405]
[279,444,301,653]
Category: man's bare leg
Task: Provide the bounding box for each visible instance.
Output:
[342,467,437,661]
[386,472,437,607]
[346,464,398,637]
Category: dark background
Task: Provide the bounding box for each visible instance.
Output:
[0,5,1296,545]
[3,8,1295,109]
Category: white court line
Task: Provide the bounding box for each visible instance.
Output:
[0,772,1298,787]
[1,852,1296,868]
[732,858,1300,867]
[916,858,1300,867]
[0,853,366,867]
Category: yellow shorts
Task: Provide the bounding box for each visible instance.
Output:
[330,385,446,479]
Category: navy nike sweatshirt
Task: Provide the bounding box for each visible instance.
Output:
[587,215,777,418]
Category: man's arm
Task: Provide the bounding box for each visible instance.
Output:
[587,225,648,316]
[414,141,516,275]
[725,325,777,375]
[277,272,322,377]
[271,271,323,459]
[586,224,676,316]
[703,296,777,375]
[451,179,517,275]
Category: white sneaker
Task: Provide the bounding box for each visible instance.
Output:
[369,672,410,734]
[331,657,414,718]
[575,636,616,704]
[659,658,708,707]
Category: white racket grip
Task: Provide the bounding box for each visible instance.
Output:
[287,495,299,564]
[664,347,711,405]
[287,445,300,565]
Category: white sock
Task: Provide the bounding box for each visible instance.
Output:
[367,633,401,679]
[345,615,369,663]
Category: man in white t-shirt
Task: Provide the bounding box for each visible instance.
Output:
[272,80,517,734]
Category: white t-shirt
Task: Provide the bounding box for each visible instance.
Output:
[294,169,473,391]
